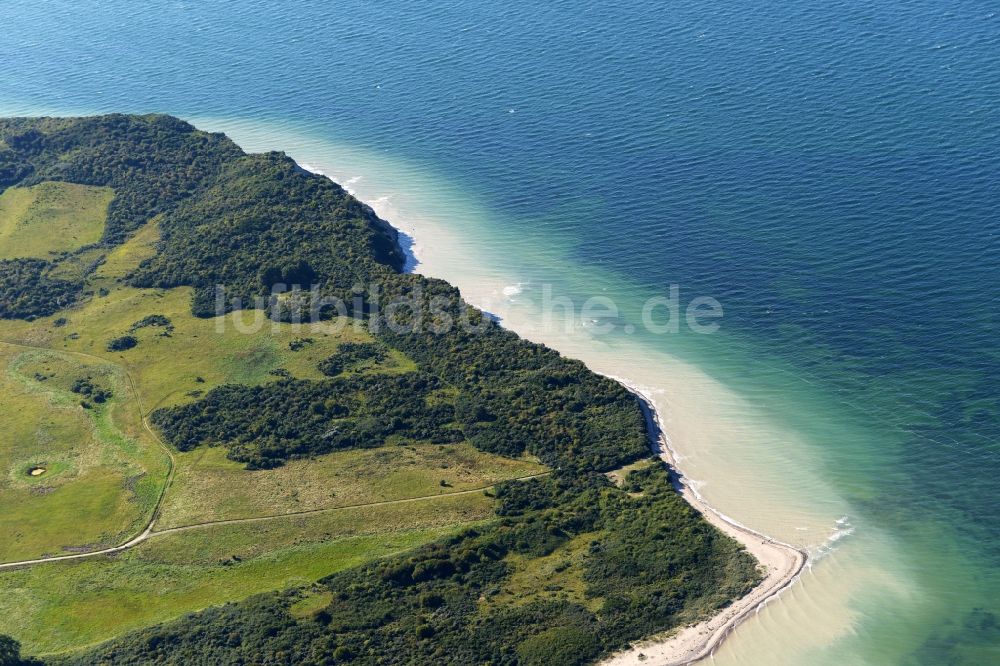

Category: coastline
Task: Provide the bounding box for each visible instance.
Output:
[292,159,810,665]
[601,380,808,665]
[335,169,809,664]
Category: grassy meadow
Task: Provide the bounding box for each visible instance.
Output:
[0,344,168,561]
[159,442,543,528]
[0,182,112,260]
[0,488,491,655]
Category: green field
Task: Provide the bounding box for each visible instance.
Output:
[0,281,523,650]
[0,344,168,561]
[0,490,492,655]
[0,182,112,260]
[159,442,543,528]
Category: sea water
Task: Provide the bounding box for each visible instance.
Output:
[1,1,997,663]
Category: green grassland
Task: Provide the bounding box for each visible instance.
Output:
[0,182,112,260]
[159,442,543,528]
[41,222,407,409]
[0,344,168,561]
[53,283,393,411]
[0,490,493,655]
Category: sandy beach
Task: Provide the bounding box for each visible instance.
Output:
[602,381,808,666]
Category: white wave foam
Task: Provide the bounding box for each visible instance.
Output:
[299,163,324,176]
[502,282,525,298]
[810,516,855,563]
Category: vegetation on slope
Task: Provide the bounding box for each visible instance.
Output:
[0,115,760,664]
[61,466,759,666]
[127,151,403,316]
[0,115,239,318]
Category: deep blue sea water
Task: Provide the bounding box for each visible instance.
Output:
[1,1,998,663]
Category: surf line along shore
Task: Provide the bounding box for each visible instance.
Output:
[294,158,806,664]
[602,379,809,666]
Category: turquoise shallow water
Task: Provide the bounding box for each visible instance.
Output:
[2,1,998,663]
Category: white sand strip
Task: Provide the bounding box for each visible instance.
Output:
[602,380,808,666]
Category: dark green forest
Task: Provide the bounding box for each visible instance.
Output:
[151,372,464,469]
[0,115,760,664]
